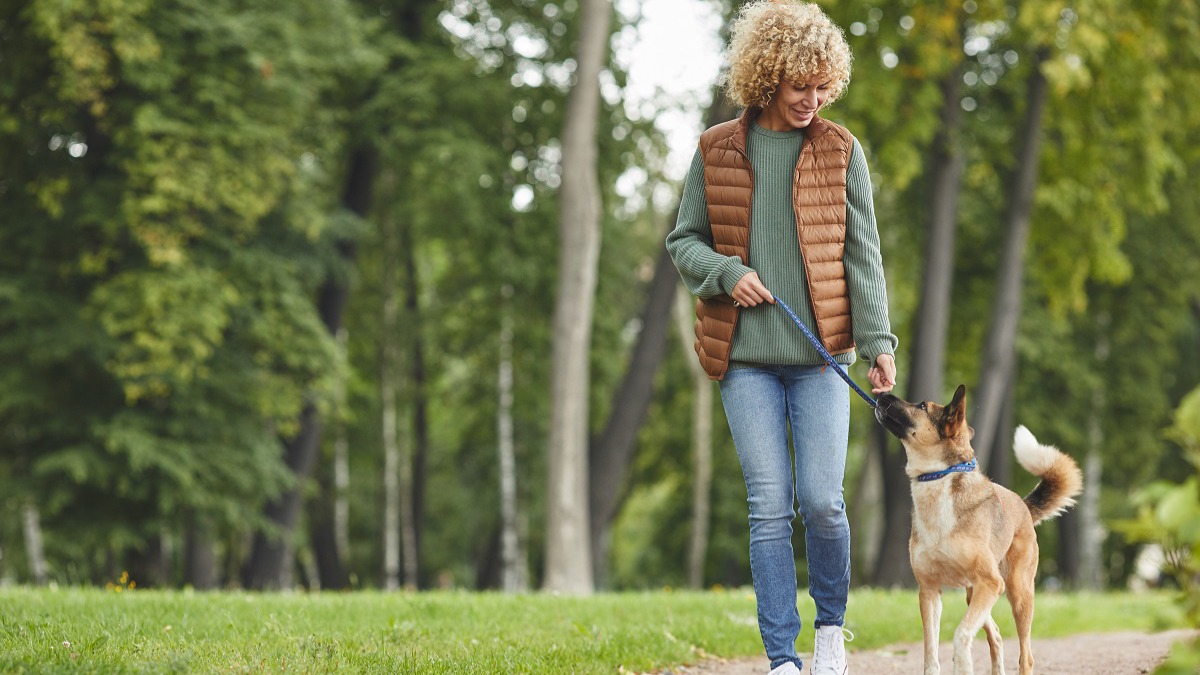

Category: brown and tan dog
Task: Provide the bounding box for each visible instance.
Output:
[874,385,1083,675]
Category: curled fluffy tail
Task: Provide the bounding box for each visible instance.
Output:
[1013,425,1084,525]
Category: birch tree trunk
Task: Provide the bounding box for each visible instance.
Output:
[687,381,714,589]
[22,499,47,585]
[334,328,351,565]
[543,0,611,594]
[972,49,1050,468]
[1078,314,1110,589]
[674,286,714,589]
[381,219,402,592]
[1079,448,1105,589]
[498,288,528,592]
[873,59,966,587]
[382,216,419,591]
[399,423,419,590]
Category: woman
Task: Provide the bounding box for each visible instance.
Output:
[665,2,897,674]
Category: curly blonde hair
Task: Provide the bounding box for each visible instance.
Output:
[724,0,853,109]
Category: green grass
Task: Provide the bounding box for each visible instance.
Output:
[0,587,1186,673]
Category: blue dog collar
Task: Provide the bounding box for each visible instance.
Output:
[916,458,977,482]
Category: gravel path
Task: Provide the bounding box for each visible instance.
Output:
[659,629,1196,675]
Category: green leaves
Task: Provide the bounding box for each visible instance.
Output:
[1118,389,1200,670]
[1,0,377,573]
[91,268,236,402]
[1168,384,1200,453]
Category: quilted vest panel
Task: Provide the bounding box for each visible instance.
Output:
[693,110,854,380]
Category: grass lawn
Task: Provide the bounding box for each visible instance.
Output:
[0,587,1186,673]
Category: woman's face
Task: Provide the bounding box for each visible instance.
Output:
[759,76,832,132]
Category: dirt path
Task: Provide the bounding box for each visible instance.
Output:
[662,629,1196,675]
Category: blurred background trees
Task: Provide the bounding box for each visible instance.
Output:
[1,0,1197,594]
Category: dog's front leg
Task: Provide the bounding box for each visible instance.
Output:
[918,583,943,675]
[969,587,1005,675]
[953,577,1003,675]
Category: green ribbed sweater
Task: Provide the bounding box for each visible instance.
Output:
[666,121,898,367]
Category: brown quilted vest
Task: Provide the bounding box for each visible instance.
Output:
[693,109,855,380]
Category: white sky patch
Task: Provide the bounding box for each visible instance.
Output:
[613,0,724,184]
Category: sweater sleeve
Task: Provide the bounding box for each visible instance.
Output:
[844,138,899,363]
[665,148,756,299]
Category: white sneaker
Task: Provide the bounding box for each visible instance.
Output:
[767,662,801,675]
[811,625,853,675]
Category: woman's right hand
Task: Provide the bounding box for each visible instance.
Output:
[731,271,775,308]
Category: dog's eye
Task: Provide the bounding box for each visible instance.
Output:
[917,402,927,411]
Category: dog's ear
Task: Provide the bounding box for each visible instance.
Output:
[944,384,967,432]
[949,384,967,409]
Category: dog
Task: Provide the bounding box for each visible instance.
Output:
[874,384,1083,675]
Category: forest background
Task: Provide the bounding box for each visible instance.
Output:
[1,0,1199,598]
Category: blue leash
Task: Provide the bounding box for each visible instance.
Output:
[772,297,878,407]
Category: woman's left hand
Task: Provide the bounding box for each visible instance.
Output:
[868,354,896,394]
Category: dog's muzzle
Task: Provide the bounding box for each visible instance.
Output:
[873,394,911,437]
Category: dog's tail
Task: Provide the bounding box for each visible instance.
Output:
[1013,425,1083,525]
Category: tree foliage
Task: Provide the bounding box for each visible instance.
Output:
[1,0,378,580]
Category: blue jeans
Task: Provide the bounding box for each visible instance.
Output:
[719,364,851,670]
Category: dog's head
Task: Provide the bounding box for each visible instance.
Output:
[875,384,975,473]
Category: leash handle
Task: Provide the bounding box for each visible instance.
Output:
[772,296,878,408]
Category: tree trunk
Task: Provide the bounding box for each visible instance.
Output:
[401,220,427,589]
[971,50,1049,467]
[588,243,679,586]
[184,519,217,590]
[309,461,349,590]
[334,328,351,569]
[673,286,715,589]
[309,327,349,590]
[498,291,528,592]
[243,146,376,590]
[985,365,1015,486]
[381,221,401,591]
[296,545,319,590]
[1079,448,1105,589]
[687,377,715,589]
[243,405,322,589]
[475,525,502,590]
[871,422,914,587]
[1058,508,1081,587]
[850,430,884,582]
[907,64,966,407]
[873,59,966,587]
[380,214,420,591]
[22,499,48,585]
[587,86,739,586]
[543,0,611,595]
[128,531,169,588]
[1078,314,1109,589]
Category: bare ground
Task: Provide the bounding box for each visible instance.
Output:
[657,629,1197,675]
